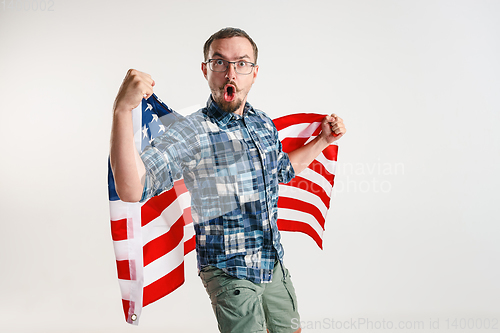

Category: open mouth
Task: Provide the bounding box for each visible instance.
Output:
[224,84,236,102]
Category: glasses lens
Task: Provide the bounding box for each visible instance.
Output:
[235,61,253,75]
[210,59,227,72]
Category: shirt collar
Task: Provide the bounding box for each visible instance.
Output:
[206,95,255,126]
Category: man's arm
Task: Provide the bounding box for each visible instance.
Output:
[110,69,155,202]
[288,114,346,175]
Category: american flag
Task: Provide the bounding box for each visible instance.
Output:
[108,95,337,325]
[274,113,338,249]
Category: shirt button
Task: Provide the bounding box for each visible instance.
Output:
[234,289,240,295]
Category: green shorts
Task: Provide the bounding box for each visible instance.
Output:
[199,260,300,333]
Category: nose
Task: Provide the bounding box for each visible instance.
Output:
[225,63,237,81]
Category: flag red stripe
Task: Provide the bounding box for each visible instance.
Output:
[141,181,189,227]
[173,179,189,195]
[308,159,335,184]
[273,113,325,130]
[278,197,326,229]
[277,219,323,249]
[116,260,131,280]
[184,235,196,255]
[122,299,131,323]
[281,136,320,153]
[285,176,331,208]
[111,218,128,241]
[143,261,185,307]
[143,216,185,267]
[323,144,338,161]
[182,207,192,226]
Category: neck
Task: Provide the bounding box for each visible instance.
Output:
[233,104,245,116]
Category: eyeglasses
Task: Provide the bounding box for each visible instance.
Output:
[205,59,256,75]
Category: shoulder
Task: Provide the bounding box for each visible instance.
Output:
[253,108,271,120]
[251,108,277,133]
[166,108,207,138]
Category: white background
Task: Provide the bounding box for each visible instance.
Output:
[1,0,499,332]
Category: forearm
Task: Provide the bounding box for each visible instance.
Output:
[288,135,330,175]
[110,108,146,202]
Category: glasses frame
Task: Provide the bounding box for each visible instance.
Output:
[205,59,256,75]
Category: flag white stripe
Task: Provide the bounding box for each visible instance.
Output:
[316,151,337,175]
[142,191,191,245]
[184,223,195,242]
[113,240,130,261]
[294,167,333,195]
[277,207,324,236]
[143,238,184,287]
[109,200,140,221]
[278,122,322,141]
[279,185,328,218]
[118,279,136,301]
[132,103,143,151]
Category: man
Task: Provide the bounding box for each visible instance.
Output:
[110,27,345,333]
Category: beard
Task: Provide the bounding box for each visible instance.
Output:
[214,95,243,113]
[212,81,245,113]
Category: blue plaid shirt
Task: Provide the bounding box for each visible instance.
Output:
[140,96,295,283]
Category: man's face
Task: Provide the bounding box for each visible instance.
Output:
[202,37,259,115]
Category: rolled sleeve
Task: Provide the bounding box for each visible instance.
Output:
[277,148,295,184]
[273,123,295,184]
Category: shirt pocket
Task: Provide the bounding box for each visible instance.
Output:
[209,135,247,176]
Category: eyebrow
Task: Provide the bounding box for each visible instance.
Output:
[211,52,251,61]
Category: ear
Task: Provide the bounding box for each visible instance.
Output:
[201,62,208,80]
[252,65,259,84]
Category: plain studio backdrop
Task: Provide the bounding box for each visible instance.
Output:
[1,0,499,332]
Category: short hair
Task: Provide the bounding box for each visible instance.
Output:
[203,27,258,63]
